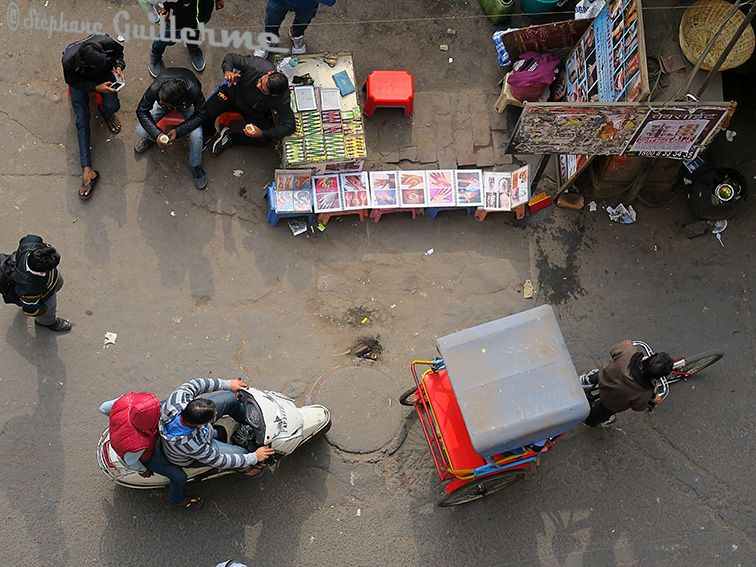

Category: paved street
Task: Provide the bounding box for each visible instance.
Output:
[1,1,755,566]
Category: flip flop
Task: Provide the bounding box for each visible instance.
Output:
[99,105,121,134]
[79,170,100,200]
[174,495,203,509]
[239,464,265,477]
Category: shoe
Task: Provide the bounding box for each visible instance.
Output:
[289,28,306,55]
[192,165,208,190]
[202,130,217,152]
[598,415,617,427]
[134,137,154,154]
[254,39,278,59]
[148,52,164,78]
[35,318,72,332]
[212,127,232,157]
[190,49,205,72]
[174,495,203,509]
[580,369,599,386]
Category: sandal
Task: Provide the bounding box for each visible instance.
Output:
[239,464,264,477]
[174,495,203,509]
[79,170,100,200]
[99,105,121,134]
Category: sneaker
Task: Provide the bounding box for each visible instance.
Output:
[35,318,72,332]
[289,28,306,55]
[212,127,233,157]
[134,137,154,154]
[598,415,617,427]
[192,165,208,190]
[190,49,206,72]
[253,47,269,58]
[148,52,164,78]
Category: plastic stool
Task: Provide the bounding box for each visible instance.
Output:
[361,71,414,118]
[425,206,476,220]
[264,184,316,227]
[474,204,526,221]
[369,208,423,222]
[67,88,103,105]
[157,110,185,131]
[318,209,368,225]
[218,111,246,130]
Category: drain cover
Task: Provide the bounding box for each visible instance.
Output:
[316,366,404,454]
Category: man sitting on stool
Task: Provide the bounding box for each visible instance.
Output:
[203,53,295,157]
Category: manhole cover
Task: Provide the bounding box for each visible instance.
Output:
[316,366,404,453]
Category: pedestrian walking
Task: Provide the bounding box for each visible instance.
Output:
[0,235,71,331]
[253,0,336,59]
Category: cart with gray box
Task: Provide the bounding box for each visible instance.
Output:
[401,305,590,506]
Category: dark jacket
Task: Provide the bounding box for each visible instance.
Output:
[220,54,296,139]
[598,343,654,413]
[13,235,63,317]
[136,68,208,140]
[61,33,125,93]
[168,0,215,30]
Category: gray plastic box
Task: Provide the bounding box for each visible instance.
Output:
[436,305,590,457]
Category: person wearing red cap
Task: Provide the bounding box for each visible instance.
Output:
[100,392,202,509]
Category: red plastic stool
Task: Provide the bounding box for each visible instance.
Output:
[67,88,103,105]
[157,110,185,131]
[369,208,423,222]
[361,71,414,118]
[218,111,245,129]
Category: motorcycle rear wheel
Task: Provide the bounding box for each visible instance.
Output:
[437,469,527,507]
[669,351,724,383]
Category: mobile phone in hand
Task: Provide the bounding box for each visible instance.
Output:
[108,81,125,91]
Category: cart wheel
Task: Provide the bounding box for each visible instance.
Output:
[399,387,420,406]
[437,469,527,507]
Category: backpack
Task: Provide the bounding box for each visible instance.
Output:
[0,252,21,305]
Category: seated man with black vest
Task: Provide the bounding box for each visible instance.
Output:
[202,53,295,157]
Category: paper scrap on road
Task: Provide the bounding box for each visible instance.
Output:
[104,332,118,347]
[523,279,534,299]
[606,204,636,223]
[233,170,243,177]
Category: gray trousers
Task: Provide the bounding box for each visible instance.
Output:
[34,293,58,326]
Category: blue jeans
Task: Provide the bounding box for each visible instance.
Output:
[136,102,203,167]
[264,0,319,37]
[151,17,204,56]
[208,392,250,466]
[69,85,120,168]
[143,440,188,505]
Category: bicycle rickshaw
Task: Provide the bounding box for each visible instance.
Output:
[401,305,590,506]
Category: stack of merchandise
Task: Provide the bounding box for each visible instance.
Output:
[282,86,367,168]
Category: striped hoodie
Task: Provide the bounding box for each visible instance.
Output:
[159,378,257,469]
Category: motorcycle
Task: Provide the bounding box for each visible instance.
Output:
[580,340,724,408]
[96,386,331,488]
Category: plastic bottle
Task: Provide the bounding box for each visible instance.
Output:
[277,57,298,79]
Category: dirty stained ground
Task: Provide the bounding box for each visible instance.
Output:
[2,0,756,566]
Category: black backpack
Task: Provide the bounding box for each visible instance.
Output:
[0,252,20,305]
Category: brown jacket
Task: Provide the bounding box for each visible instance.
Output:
[598,343,653,413]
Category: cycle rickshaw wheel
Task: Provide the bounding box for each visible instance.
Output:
[399,387,420,406]
[437,469,527,507]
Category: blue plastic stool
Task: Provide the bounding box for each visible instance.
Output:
[425,206,477,220]
[264,184,317,227]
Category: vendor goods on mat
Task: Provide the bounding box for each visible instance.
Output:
[274,169,313,213]
[313,174,343,212]
[454,170,484,207]
[369,171,400,208]
[425,170,456,207]
[399,171,428,208]
[340,172,371,209]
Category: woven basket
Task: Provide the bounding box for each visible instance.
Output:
[679,0,755,71]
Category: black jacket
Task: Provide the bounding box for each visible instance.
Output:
[13,235,63,317]
[136,68,208,140]
[168,0,215,30]
[220,54,296,139]
[61,33,125,92]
